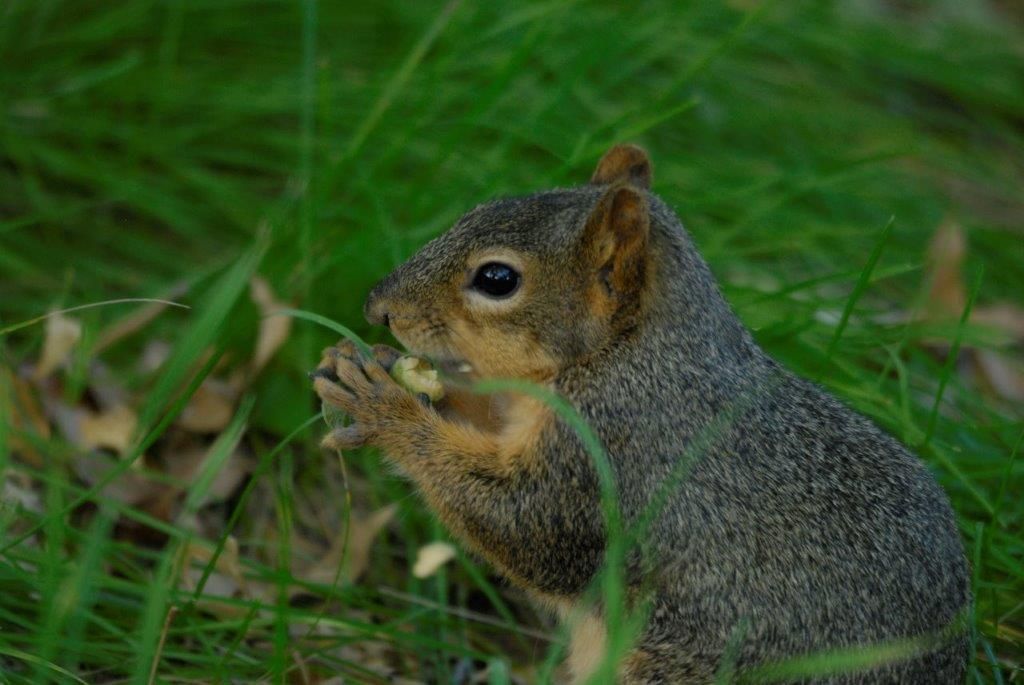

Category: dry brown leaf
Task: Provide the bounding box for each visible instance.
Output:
[3,470,42,515]
[4,368,50,468]
[226,368,247,395]
[163,443,253,506]
[974,303,1024,342]
[51,401,164,508]
[293,504,396,594]
[52,402,137,455]
[925,219,966,318]
[34,311,82,379]
[317,642,415,684]
[86,361,130,410]
[177,536,263,619]
[72,451,161,506]
[974,350,1024,403]
[177,378,237,433]
[79,404,137,455]
[138,340,172,374]
[250,276,292,374]
[10,371,50,438]
[93,283,188,354]
[179,536,247,595]
[971,304,1024,402]
[412,541,457,579]
[922,220,1024,340]
[919,220,1024,404]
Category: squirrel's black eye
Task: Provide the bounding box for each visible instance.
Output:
[471,262,521,298]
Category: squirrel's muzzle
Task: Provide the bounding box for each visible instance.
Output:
[364,285,391,328]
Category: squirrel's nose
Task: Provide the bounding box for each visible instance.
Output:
[364,285,391,328]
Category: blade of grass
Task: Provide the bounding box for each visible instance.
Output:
[0,349,224,557]
[132,395,254,684]
[0,299,190,337]
[44,505,117,676]
[0,646,89,685]
[342,0,462,161]
[189,414,321,603]
[823,216,895,362]
[737,622,967,683]
[920,267,983,450]
[273,307,372,356]
[470,377,630,683]
[136,241,265,433]
[297,0,318,388]
[270,446,296,682]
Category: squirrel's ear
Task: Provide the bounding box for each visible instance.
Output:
[590,144,652,189]
[583,184,650,304]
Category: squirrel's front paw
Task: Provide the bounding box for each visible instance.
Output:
[312,341,425,451]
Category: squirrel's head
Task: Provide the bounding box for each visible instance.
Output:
[364,144,655,382]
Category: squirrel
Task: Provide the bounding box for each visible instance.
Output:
[312,144,970,683]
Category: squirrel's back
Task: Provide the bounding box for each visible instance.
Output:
[555,186,970,682]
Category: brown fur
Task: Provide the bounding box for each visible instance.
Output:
[591,143,653,189]
[314,144,969,683]
[582,184,650,328]
[314,339,555,586]
[563,607,610,684]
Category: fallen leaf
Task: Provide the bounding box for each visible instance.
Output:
[163,443,253,506]
[925,219,966,318]
[919,220,1024,404]
[4,367,49,467]
[10,371,50,438]
[179,536,248,596]
[974,303,1024,342]
[250,277,292,374]
[3,470,42,515]
[412,541,457,579]
[50,400,170,510]
[79,404,137,455]
[971,304,1024,403]
[293,504,396,594]
[93,283,188,354]
[71,450,160,506]
[34,311,82,379]
[974,350,1024,403]
[86,361,130,410]
[51,402,138,455]
[177,536,264,620]
[177,378,237,433]
[138,340,172,374]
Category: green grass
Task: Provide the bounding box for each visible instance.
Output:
[1,0,1023,682]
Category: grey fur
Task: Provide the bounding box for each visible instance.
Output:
[368,185,971,683]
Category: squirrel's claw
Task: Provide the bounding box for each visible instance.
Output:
[308,367,339,383]
[321,340,401,372]
[371,344,402,372]
[333,353,375,394]
[314,339,425,452]
[313,376,356,413]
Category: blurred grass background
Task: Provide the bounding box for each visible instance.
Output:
[1,0,1022,682]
